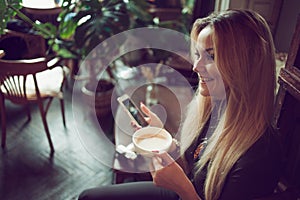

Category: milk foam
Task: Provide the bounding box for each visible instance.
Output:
[136,136,168,151]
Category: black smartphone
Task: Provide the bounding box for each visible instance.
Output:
[117,94,148,127]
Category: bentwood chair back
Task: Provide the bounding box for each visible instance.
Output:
[0,29,67,153]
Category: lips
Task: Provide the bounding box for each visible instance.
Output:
[199,77,214,83]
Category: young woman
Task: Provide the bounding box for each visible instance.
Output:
[78,9,283,200]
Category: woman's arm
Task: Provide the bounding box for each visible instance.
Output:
[150,152,202,200]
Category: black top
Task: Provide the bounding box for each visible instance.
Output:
[185,126,283,200]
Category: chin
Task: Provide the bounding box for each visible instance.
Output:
[199,89,210,97]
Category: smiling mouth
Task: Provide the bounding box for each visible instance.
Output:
[199,77,214,83]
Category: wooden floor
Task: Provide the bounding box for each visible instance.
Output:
[0,80,114,200]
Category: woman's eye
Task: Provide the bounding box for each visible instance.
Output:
[207,53,215,61]
[194,50,214,62]
[205,52,215,61]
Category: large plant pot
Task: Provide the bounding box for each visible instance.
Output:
[82,79,114,117]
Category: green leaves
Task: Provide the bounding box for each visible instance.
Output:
[57,0,152,59]
[0,0,195,62]
[0,0,22,34]
[125,0,153,24]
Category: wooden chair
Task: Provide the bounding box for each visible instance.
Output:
[0,29,67,153]
[0,57,67,152]
[264,14,300,200]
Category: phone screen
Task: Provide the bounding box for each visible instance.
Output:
[122,98,148,127]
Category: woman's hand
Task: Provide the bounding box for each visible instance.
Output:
[140,102,164,128]
[150,152,201,200]
[130,102,163,130]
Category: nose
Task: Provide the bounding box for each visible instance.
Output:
[193,58,206,73]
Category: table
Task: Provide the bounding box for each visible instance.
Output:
[113,84,193,183]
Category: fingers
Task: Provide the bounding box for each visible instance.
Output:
[144,117,151,124]
[140,102,164,128]
[149,159,155,172]
[130,121,142,131]
[140,102,151,116]
[152,156,164,171]
[149,159,155,177]
[150,152,175,172]
[150,152,175,182]
[150,156,163,179]
[139,103,152,125]
[154,151,175,166]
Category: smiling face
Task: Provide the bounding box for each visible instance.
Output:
[192,26,226,99]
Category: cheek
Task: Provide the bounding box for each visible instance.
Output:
[206,63,219,76]
[212,77,227,99]
[207,65,227,98]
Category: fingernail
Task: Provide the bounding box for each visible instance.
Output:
[152,150,159,153]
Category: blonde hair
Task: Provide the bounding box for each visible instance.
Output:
[180,10,276,200]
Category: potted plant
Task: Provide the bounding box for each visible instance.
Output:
[55,0,155,116]
[0,0,195,117]
[0,0,153,117]
[56,0,195,80]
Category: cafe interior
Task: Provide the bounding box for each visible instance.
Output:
[0,0,299,199]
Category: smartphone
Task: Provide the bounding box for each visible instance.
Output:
[117,94,148,127]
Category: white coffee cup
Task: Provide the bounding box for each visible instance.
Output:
[132,126,172,157]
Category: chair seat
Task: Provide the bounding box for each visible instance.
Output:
[1,66,67,101]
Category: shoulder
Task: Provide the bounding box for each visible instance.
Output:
[241,127,283,165]
[220,127,284,199]
[234,126,283,175]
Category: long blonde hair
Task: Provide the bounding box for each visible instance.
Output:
[180,10,276,200]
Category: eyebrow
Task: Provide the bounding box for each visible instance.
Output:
[205,48,214,53]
